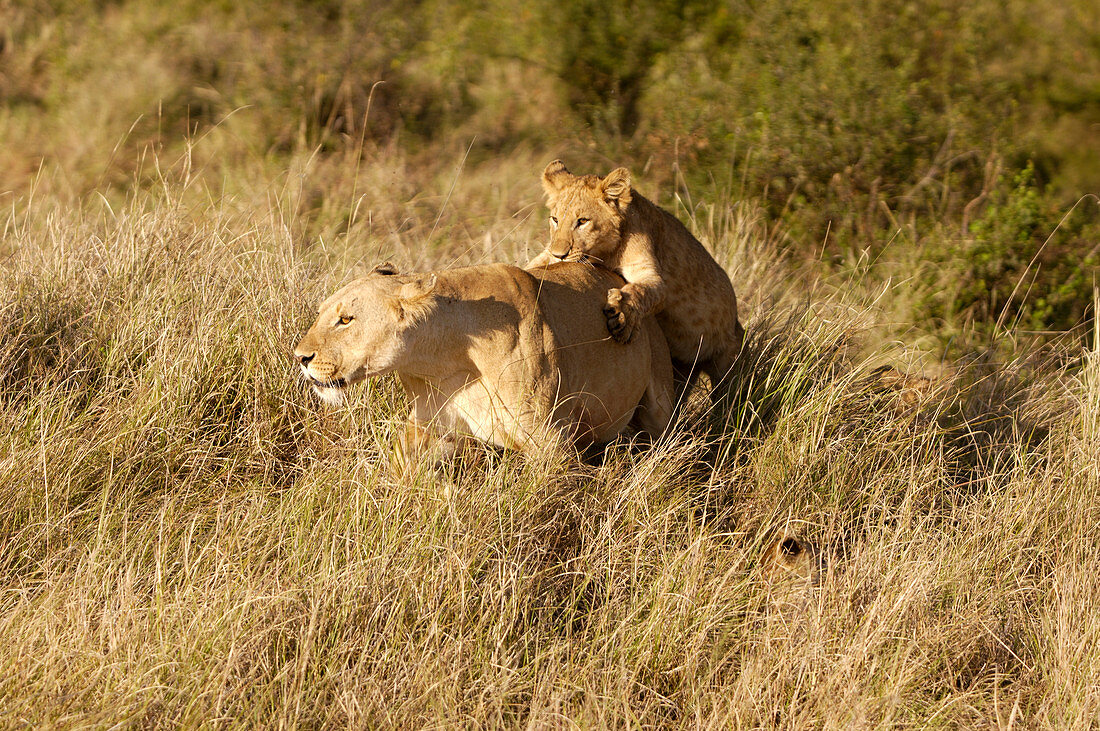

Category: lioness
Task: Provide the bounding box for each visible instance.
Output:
[527,160,743,402]
[294,261,674,461]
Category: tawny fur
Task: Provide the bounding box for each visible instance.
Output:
[760,534,825,613]
[294,262,674,463]
[527,160,744,401]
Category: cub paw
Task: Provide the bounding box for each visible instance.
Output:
[603,288,638,344]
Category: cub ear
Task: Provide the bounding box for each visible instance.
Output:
[601,167,632,206]
[371,261,400,276]
[541,159,571,196]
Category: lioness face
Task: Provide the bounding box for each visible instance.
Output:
[541,160,632,264]
[294,267,435,405]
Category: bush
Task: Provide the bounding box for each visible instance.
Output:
[943,163,1100,334]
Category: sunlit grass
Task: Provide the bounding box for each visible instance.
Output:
[1,141,1097,727]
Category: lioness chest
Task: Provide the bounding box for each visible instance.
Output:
[413,372,544,451]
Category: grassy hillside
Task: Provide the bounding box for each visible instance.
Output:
[2,0,1100,727]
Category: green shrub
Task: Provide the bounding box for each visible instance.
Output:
[949,164,1100,334]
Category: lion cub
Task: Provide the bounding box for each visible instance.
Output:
[759,533,825,623]
[527,160,743,400]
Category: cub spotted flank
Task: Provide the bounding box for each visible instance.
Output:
[527,160,743,402]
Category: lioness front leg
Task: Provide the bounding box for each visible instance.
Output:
[395,418,482,477]
[394,418,432,475]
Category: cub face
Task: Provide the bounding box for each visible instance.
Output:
[294,264,435,405]
[541,160,632,264]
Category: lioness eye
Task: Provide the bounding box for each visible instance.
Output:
[576,217,590,226]
[549,216,558,226]
[337,315,353,325]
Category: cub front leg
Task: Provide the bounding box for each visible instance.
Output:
[605,244,665,344]
[604,276,665,344]
[524,249,556,272]
[604,287,640,344]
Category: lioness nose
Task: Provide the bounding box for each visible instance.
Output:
[298,352,315,367]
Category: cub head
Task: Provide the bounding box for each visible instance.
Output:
[541,160,632,264]
[294,263,436,405]
[761,534,823,586]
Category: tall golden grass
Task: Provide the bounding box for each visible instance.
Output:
[2,139,1098,727]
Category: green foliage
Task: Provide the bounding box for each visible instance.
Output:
[535,0,718,137]
[944,164,1100,334]
[4,0,1097,220]
[641,0,1032,239]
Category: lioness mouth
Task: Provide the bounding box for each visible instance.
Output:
[300,368,349,390]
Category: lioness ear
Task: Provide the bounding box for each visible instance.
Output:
[399,273,437,299]
[601,167,632,207]
[541,159,571,196]
[371,262,399,276]
[393,273,437,322]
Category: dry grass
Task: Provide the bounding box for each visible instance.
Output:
[1,138,1097,729]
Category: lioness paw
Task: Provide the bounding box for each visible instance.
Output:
[603,288,638,344]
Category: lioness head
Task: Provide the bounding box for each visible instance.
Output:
[294,263,436,405]
[541,160,632,263]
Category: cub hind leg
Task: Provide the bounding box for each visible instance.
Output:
[668,340,743,423]
[702,318,745,406]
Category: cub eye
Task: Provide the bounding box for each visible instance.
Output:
[549,216,558,226]
[337,315,353,326]
[576,217,590,226]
